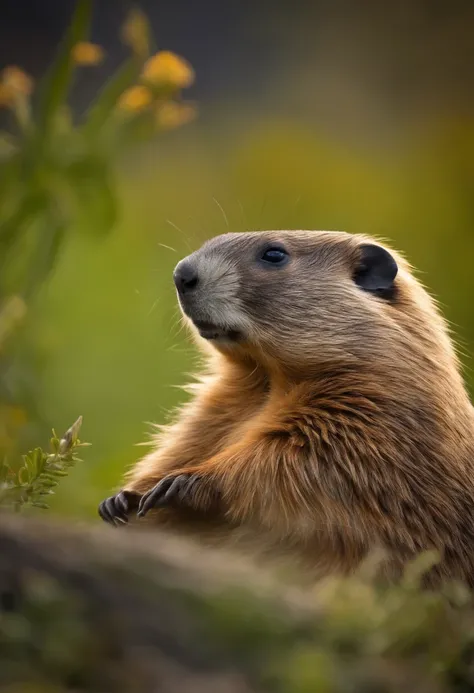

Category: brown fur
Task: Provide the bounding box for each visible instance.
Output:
[120,230,474,585]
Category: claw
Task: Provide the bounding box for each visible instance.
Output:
[98,490,141,526]
[98,497,118,526]
[137,474,200,518]
[115,491,129,515]
[98,499,112,525]
[137,477,174,517]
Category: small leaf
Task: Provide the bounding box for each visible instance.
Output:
[34,447,46,471]
[24,455,36,478]
[67,415,83,443]
[41,473,60,483]
[40,479,58,488]
[32,501,50,510]
[18,466,29,485]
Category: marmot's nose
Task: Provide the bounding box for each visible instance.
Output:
[173,260,199,294]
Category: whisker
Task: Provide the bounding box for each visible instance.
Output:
[213,197,229,229]
[158,242,178,253]
[167,308,190,342]
[147,298,160,316]
[168,312,184,340]
[165,219,194,252]
[166,342,194,355]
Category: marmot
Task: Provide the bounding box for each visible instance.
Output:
[99,230,474,586]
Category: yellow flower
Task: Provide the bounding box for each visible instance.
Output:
[155,101,197,130]
[118,85,153,112]
[2,66,33,96]
[71,42,105,66]
[142,51,194,89]
[121,8,150,57]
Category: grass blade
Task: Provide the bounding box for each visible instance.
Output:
[36,0,93,141]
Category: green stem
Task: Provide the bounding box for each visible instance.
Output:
[35,0,93,146]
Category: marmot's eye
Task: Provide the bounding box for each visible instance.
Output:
[259,246,289,266]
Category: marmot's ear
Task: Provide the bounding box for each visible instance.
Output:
[354,244,398,297]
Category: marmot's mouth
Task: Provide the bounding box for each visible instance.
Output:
[192,320,241,341]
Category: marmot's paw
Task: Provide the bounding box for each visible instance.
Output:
[98,490,141,527]
[137,473,201,518]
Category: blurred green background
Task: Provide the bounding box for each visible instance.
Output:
[1,0,474,519]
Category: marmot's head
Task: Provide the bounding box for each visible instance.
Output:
[173,230,454,376]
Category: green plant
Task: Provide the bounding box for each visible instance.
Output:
[0,1,195,296]
[0,1,196,509]
[0,416,88,511]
